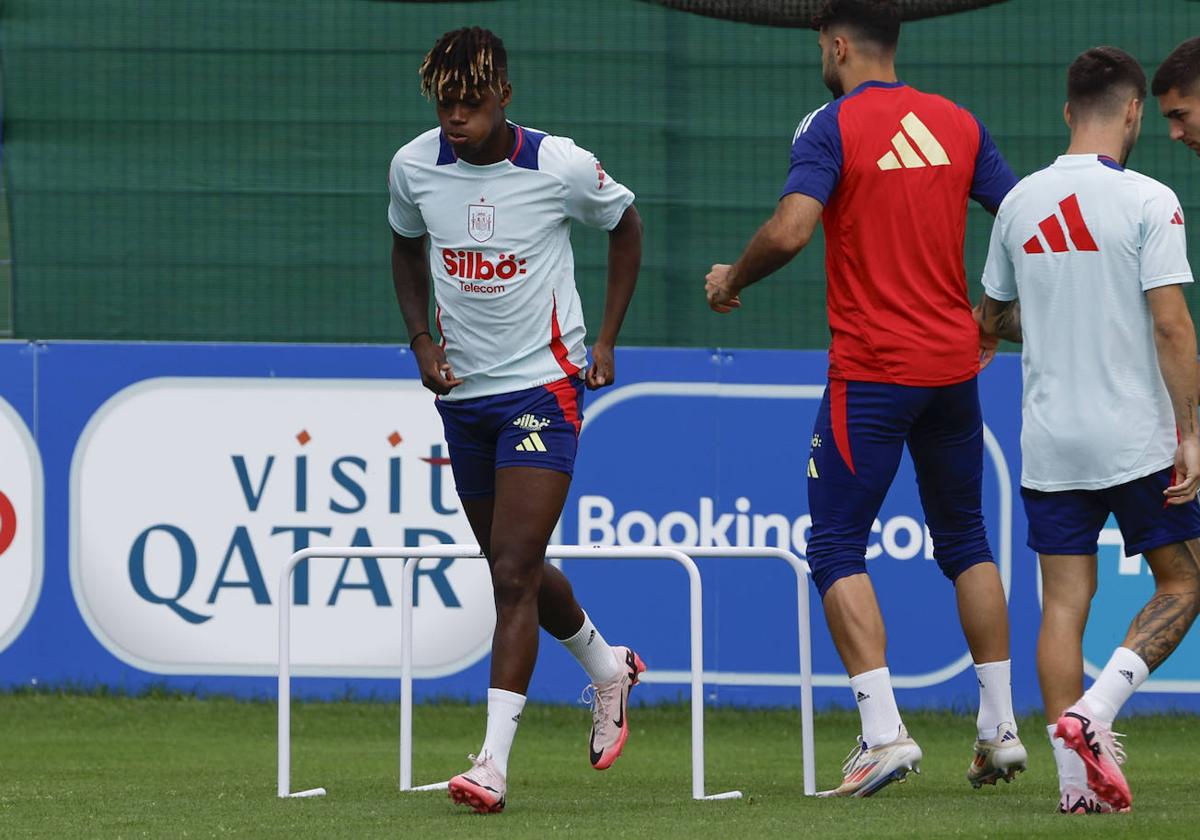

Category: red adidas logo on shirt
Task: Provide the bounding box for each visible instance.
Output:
[1171,207,1185,225]
[1022,194,1099,254]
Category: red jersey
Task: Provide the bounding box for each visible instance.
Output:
[783,81,1016,386]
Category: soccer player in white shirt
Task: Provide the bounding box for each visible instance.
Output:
[388,27,645,814]
[978,47,1200,815]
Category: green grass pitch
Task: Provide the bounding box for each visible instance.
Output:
[1,691,1196,838]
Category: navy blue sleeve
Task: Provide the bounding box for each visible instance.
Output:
[969,115,1017,213]
[780,102,843,205]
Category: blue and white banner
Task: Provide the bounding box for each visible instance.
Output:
[0,340,1195,711]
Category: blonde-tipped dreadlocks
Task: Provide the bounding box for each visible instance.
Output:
[419,27,508,100]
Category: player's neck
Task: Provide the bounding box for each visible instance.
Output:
[1065,124,1127,165]
[839,63,898,95]
[459,121,516,166]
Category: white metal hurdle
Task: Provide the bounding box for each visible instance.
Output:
[278,544,815,801]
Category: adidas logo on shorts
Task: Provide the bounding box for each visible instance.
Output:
[515,433,549,453]
[512,414,552,431]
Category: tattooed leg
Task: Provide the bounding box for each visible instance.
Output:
[1126,539,1200,672]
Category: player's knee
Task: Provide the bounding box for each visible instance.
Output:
[937,552,995,582]
[1039,564,1097,619]
[810,553,868,598]
[489,547,543,608]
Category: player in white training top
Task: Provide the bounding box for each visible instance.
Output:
[388,27,645,815]
[978,47,1200,815]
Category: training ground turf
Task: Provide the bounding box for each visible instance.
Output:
[1,692,1196,838]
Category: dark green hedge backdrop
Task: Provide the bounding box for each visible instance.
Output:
[2,0,1197,345]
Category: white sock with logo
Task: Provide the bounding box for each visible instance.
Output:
[1083,646,1148,727]
[1047,723,1086,790]
[560,611,622,685]
[480,687,526,776]
[849,667,903,748]
[974,659,1017,740]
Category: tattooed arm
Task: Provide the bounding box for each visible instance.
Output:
[1147,284,1200,504]
[976,295,1022,344]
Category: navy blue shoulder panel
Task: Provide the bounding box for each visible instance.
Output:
[509,124,547,171]
[436,132,457,166]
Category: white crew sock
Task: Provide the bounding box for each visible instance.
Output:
[974,659,1017,740]
[849,667,903,747]
[560,611,622,685]
[1047,724,1086,789]
[1083,646,1149,727]
[479,688,526,776]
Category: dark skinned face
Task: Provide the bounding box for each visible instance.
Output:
[435,82,513,164]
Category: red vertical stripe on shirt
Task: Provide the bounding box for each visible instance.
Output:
[1037,215,1069,253]
[545,378,582,435]
[830,379,855,475]
[1059,194,1099,252]
[549,293,581,377]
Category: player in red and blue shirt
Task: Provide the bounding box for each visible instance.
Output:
[705,0,1024,798]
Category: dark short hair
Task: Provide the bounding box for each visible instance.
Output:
[1067,47,1147,117]
[811,0,901,51]
[1152,37,1200,97]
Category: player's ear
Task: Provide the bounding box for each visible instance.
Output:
[1127,97,1144,128]
[499,82,512,109]
[1062,101,1072,129]
[835,34,850,65]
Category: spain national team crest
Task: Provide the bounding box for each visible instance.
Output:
[468,204,495,243]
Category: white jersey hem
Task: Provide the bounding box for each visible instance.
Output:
[1020,456,1175,493]
[439,370,583,402]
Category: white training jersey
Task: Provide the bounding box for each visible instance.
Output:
[388,123,634,401]
[982,154,1193,491]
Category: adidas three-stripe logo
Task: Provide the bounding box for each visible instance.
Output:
[877,112,950,170]
[1023,194,1099,254]
[1171,207,1185,225]
[515,432,548,452]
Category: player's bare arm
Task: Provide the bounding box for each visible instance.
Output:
[977,295,1022,344]
[706,193,823,313]
[588,204,642,390]
[1147,284,1200,503]
[391,230,463,395]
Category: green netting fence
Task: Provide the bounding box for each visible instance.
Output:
[1,0,1198,346]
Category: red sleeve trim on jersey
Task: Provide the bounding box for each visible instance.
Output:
[549,293,581,377]
[508,124,525,162]
[435,305,447,349]
[830,379,856,475]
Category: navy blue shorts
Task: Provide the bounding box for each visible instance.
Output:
[806,377,994,597]
[1022,467,1200,557]
[435,377,585,498]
